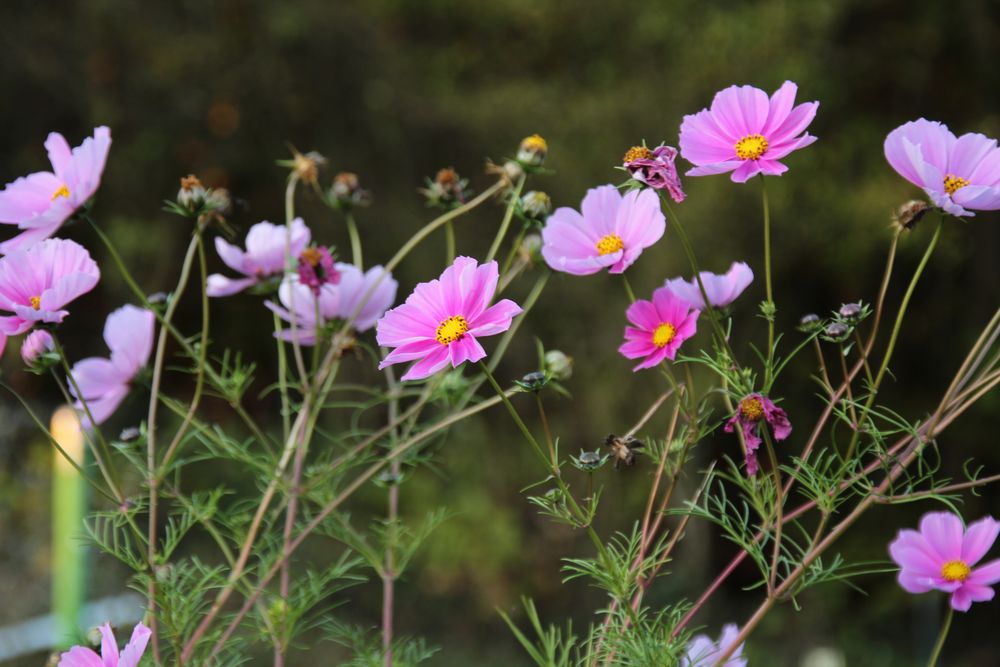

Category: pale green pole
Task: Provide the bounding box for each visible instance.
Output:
[51,405,87,648]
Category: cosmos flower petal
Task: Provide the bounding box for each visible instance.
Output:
[117,622,152,667]
[399,345,451,382]
[920,512,965,562]
[104,305,155,377]
[206,274,257,297]
[58,647,105,667]
[968,559,1000,586]
[961,517,1000,565]
[952,184,1000,211]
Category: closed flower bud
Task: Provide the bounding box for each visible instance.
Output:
[544,350,573,380]
[521,191,552,220]
[21,329,55,370]
[797,313,822,333]
[838,302,863,322]
[177,175,206,211]
[822,322,850,343]
[892,199,930,231]
[516,370,548,392]
[518,233,544,265]
[517,134,548,167]
[571,449,607,471]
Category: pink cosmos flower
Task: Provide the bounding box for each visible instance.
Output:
[680,81,818,182]
[884,119,1000,217]
[21,329,54,365]
[297,245,339,294]
[207,218,311,297]
[680,624,746,667]
[664,261,754,309]
[889,511,1000,612]
[0,238,100,337]
[69,305,155,427]
[724,393,791,476]
[265,275,339,346]
[623,144,686,203]
[376,256,522,381]
[0,127,112,254]
[541,185,666,275]
[618,287,699,371]
[58,622,150,667]
[336,263,397,332]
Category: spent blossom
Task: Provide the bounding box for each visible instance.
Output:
[58,622,150,667]
[623,144,686,202]
[724,393,791,476]
[207,218,311,297]
[297,245,339,294]
[680,624,747,667]
[664,261,754,310]
[618,287,699,371]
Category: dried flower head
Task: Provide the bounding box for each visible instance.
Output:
[420,167,472,207]
[891,199,930,231]
[297,246,340,294]
[605,433,643,469]
[177,175,207,211]
[724,393,791,476]
[283,147,326,186]
[623,143,686,203]
[331,171,371,209]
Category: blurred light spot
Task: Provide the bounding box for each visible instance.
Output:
[207,99,240,137]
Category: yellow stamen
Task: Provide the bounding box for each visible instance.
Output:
[30,296,41,310]
[623,146,652,163]
[300,247,322,267]
[652,322,677,348]
[51,185,71,201]
[943,174,969,196]
[596,234,624,256]
[435,315,469,345]
[941,560,971,583]
[734,134,769,160]
[740,397,764,421]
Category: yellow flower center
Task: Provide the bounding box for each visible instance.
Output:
[740,397,764,421]
[623,146,652,163]
[596,234,624,256]
[435,315,469,345]
[652,323,677,348]
[941,560,971,583]
[51,185,71,201]
[943,174,969,196]
[734,134,769,160]
[520,134,547,153]
[30,296,41,310]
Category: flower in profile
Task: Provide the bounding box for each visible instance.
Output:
[376,256,522,381]
[69,305,154,427]
[680,81,818,183]
[724,393,791,476]
[542,184,665,275]
[21,329,54,366]
[618,287,699,371]
[265,275,339,346]
[884,119,1000,217]
[335,263,397,332]
[0,238,100,337]
[0,127,112,253]
[207,218,311,297]
[889,511,1000,612]
[663,262,754,309]
[680,624,746,667]
[623,144,686,202]
[58,622,151,667]
[297,246,339,294]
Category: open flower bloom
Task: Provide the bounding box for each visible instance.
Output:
[265,275,338,346]
[207,218,311,297]
[884,119,1000,217]
[58,622,150,667]
[889,511,1000,612]
[680,624,746,667]
[664,261,754,309]
[335,263,397,332]
[376,256,522,381]
[21,329,54,365]
[0,127,112,254]
[680,81,818,182]
[623,144,686,202]
[69,305,154,427]
[618,287,699,371]
[541,185,665,275]
[724,393,791,476]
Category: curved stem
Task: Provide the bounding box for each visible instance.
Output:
[926,605,954,667]
[345,212,363,269]
[485,174,525,262]
[760,176,775,387]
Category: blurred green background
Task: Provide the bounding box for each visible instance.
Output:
[1,0,999,664]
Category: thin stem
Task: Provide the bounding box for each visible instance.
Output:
[485,173,525,262]
[760,175,775,387]
[811,338,834,396]
[926,605,954,667]
[345,212,363,269]
[445,220,456,265]
[500,223,528,277]
[762,429,783,595]
[621,273,636,303]
[382,364,402,667]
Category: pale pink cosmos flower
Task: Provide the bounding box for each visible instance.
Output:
[884,119,1000,217]
[664,261,754,309]
[58,622,150,667]
[335,263,397,332]
[619,287,699,371]
[69,305,155,427]
[265,275,339,346]
[376,256,522,381]
[541,185,666,275]
[0,127,112,254]
[21,329,54,365]
[207,218,311,297]
[724,393,792,476]
[680,624,746,667]
[623,144,686,203]
[889,511,1000,612]
[680,81,818,182]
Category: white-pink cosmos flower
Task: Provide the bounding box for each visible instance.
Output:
[663,262,754,309]
[58,622,150,667]
[335,263,397,332]
[207,218,311,296]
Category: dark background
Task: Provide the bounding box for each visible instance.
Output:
[1,1,999,664]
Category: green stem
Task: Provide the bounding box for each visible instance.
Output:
[926,605,953,667]
[445,220,456,265]
[760,175,775,387]
[274,311,291,443]
[621,273,636,303]
[500,223,528,277]
[345,212,363,269]
[485,174,526,262]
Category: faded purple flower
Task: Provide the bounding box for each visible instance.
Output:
[623,144,686,202]
[680,624,746,667]
[724,393,791,476]
[297,246,339,294]
[21,329,54,365]
[58,622,150,667]
[664,262,754,309]
[207,218,311,297]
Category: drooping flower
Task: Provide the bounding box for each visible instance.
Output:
[541,185,665,275]
[664,262,754,309]
[265,275,339,346]
[0,238,100,337]
[21,329,54,365]
[58,622,150,667]
[680,81,818,183]
[0,127,112,254]
[724,393,791,476]
[623,144,686,202]
[207,218,311,297]
[618,287,699,371]
[376,256,522,381]
[335,263,397,332]
[889,511,1000,612]
[297,246,339,294]
[884,119,1000,217]
[69,305,155,427]
[680,624,746,667]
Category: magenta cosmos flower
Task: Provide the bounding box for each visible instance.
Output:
[376,256,522,381]
[623,144,686,203]
[680,81,818,183]
[724,393,791,476]
[0,127,112,254]
[541,185,665,275]
[69,305,155,426]
[884,119,1000,217]
[664,261,754,309]
[297,245,339,294]
[619,287,699,371]
[680,624,746,667]
[58,622,150,667]
[207,218,311,297]
[889,511,1000,612]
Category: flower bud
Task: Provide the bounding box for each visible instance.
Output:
[796,313,822,333]
[838,302,863,322]
[21,329,55,369]
[518,233,543,265]
[571,450,606,472]
[204,187,232,216]
[177,175,206,211]
[892,199,930,231]
[517,134,548,167]
[822,322,850,343]
[521,191,552,220]
[516,370,548,392]
[544,350,573,380]
[330,172,371,209]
